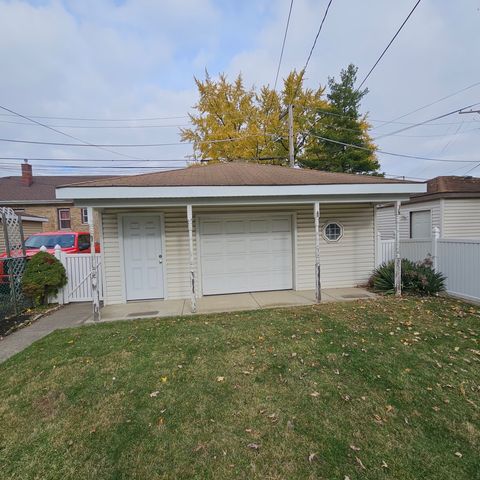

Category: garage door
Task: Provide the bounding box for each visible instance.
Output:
[199,215,293,295]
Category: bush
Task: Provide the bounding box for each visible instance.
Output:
[22,252,67,306]
[369,257,446,296]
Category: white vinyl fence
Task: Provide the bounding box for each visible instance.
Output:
[437,239,480,303]
[377,233,480,303]
[52,249,103,303]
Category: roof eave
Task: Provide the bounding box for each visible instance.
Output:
[56,183,426,201]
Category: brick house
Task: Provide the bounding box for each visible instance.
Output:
[0,161,111,234]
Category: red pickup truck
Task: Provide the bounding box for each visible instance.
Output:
[19,231,100,255]
[0,231,100,283]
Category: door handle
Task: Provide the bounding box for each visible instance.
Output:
[158,254,163,264]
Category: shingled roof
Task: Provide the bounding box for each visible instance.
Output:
[58,162,413,189]
[0,175,112,203]
[407,175,480,203]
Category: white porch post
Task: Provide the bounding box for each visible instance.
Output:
[54,244,65,305]
[432,226,440,271]
[394,200,402,296]
[187,204,196,313]
[88,207,101,322]
[314,201,322,302]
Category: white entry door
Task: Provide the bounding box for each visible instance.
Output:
[123,216,164,300]
[199,215,293,295]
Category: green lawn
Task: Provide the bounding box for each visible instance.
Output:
[0,297,479,479]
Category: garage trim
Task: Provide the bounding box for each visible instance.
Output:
[195,212,297,296]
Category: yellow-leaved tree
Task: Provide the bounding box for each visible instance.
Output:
[180,70,328,164]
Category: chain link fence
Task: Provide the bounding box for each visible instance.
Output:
[0,207,31,321]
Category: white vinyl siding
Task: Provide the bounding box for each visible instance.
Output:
[376,200,441,239]
[443,199,480,239]
[101,203,375,305]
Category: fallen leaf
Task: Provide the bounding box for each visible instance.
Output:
[247,443,260,450]
[216,376,225,382]
[149,391,160,398]
[310,391,320,397]
[350,445,361,451]
[355,456,366,470]
[161,376,168,383]
[455,452,463,458]
[308,453,317,463]
[381,460,388,468]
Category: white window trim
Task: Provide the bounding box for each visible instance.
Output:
[409,209,432,239]
[322,220,344,243]
[58,208,71,230]
[81,208,89,225]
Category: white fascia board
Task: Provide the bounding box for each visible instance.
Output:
[57,183,426,200]
[73,194,414,209]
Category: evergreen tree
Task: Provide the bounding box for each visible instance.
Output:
[299,64,380,174]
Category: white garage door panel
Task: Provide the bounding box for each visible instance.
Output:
[199,215,293,295]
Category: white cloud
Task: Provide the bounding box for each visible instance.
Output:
[0,0,479,178]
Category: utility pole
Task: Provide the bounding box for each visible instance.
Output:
[459,109,480,115]
[288,104,294,167]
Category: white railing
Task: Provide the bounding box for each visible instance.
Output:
[377,232,480,303]
[52,249,104,303]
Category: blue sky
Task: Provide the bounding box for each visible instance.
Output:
[0,0,479,179]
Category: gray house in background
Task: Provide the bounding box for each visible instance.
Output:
[376,176,480,240]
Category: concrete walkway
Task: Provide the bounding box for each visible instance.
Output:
[0,288,376,363]
[96,288,376,322]
[0,303,92,364]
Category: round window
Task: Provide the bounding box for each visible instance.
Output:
[323,222,343,242]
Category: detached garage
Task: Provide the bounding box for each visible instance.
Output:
[55,162,425,311]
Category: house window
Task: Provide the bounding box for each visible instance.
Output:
[410,210,431,239]
[323,222,343,242]
[81,208,89,224]
[58,208,71,230]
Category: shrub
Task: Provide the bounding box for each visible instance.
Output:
[22,252,67,305]
[369,257,446,296]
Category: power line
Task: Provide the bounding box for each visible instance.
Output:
[0,119,190,129]
[0,113,189,122]
[462,162,480,175]
[0,104,144,161]
[371,80,480,130]
[301,0,334,75]
[0,162,180,171]
[0,156,189,162]
[306,132,479,163]
[357,0,422,89]
[374,102,480,139]
[0,133,282,148]
[274,0,294,91]
[315,108,480,127]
